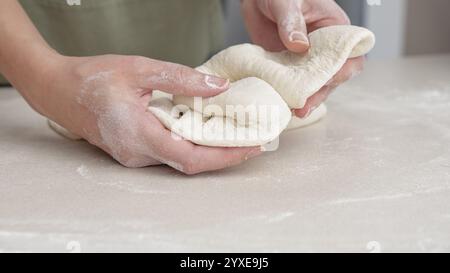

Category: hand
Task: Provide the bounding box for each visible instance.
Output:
[241,0,365,118]
[34,55,262,174]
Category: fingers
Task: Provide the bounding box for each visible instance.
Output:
[294,57,365,118]
[241,0,287,52]
[294,86,332,118]
[178,145,262,175]
[257,0,310,53]
[134,57,229,97]
[244,0,352,52]
[331,57,365,86]
[143,114,263,175]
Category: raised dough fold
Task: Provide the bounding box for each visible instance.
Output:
[149,25,375,147]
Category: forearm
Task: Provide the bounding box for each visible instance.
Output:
[0,0,62,113]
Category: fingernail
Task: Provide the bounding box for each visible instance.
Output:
[296,106,312,119]
[294,108,307,118]
[303,105,319,118]
[205,75,229,89]
[245,148,263,161]
[289,31,309,45]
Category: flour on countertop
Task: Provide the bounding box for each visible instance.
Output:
[76,165,90,179]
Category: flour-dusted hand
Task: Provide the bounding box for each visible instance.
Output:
[241,0,365,118]
[20,55,263,174]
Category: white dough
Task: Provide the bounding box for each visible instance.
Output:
[150,25,375,147]
[150,78,292,147]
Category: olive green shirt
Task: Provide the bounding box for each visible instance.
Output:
[0,0,225,85]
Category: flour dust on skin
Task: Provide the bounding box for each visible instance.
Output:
[84,70,192,171]
[77,70,161,168]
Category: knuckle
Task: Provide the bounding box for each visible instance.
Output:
[129,55,158,78]
[172,66,200,94]
[173,66,191,82]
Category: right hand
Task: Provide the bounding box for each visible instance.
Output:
[241,0,364,118]
[33,55,263,174]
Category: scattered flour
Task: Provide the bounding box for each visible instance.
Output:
[329,193,414,205]
[329,184,450,205]
[267,212,295,223]
[97,180,170,195]
[76,165,90,179]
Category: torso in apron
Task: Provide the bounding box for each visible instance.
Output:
[0,0,225,85]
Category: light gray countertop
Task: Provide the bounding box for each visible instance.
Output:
[1,55,450,253]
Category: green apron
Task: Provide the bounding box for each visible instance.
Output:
[0,0,225,85]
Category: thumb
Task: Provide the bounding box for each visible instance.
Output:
[258,0,309,53]
[136,58,229,97]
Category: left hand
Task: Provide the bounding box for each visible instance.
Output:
[241,0,365,118]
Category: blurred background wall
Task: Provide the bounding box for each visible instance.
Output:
[404,0,450,56]
[223,0,450,59]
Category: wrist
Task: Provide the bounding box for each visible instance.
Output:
[28,49,67,115]
[3,43,66,116]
